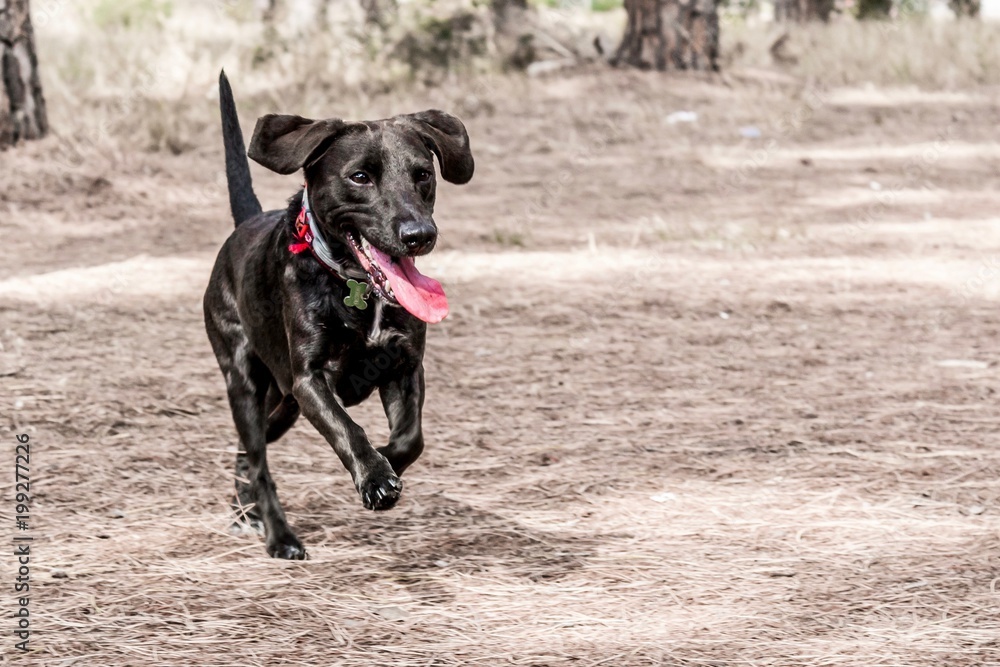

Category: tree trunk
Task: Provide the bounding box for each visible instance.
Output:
[612,0,718,72]
[949,0,980,17]
[490,0,535,70]
[611,0,665,70]
[856,0,891,19]
[0,0,48,149]
[675,0,720,72]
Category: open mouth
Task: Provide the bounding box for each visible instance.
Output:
[346,232,395,303]
[346,230,449,324]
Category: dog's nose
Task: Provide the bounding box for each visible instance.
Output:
[399,220,437,254]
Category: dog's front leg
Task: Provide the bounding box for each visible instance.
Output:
[378,367,425,475]
[292,367,402,511]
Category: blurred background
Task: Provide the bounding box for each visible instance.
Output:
[1,1,999,666]
[9,0,1000,152]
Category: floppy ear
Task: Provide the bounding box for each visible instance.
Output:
[403,110,475,185]
[247,114,348,175]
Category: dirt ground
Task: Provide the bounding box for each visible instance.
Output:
[2,69,999,666]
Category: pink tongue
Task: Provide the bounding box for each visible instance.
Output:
[369,247,449,323]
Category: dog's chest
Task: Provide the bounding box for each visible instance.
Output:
[332,300,417,405]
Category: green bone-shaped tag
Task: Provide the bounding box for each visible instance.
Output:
[343,279,369,310]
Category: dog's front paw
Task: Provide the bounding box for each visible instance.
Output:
[267,531,307,560]
[357,461,403,511]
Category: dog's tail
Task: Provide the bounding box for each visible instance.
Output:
[219,70,262,227]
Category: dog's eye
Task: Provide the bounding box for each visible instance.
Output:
[349,171,371,185]
[415,169,432,183]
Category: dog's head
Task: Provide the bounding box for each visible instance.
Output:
[247,110,474,323]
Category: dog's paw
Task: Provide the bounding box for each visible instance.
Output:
[267,532,307,560]
[357,465,403,511]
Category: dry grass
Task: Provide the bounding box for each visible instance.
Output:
[2,12,1000,667]
[4,242,1000,665]
[5,239,1000,665]
[725,17,1000,88]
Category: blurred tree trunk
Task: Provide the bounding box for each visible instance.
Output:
[0,0,48,148]
[675,0,719,71]
[856,0,891,18]
[611,0,718,71]
[491,0,535,69]
[949,0,980,16]
[611,0,666,70]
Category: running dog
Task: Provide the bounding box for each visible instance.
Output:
[203,72,474,559]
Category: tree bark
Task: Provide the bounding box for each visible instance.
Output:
[0,0,48,148]
[611,0,665,70]
[612,0,718,72]
[673,0,719,71]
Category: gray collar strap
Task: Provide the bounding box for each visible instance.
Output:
[298,187,366,280]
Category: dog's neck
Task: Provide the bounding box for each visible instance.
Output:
[289,187,366,281]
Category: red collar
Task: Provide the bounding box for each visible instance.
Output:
[288,205,313,255]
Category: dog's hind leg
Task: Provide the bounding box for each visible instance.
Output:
[232,383,298,534]
[378,368,426,475]
[232,361,305,559]
[209,321,305,559]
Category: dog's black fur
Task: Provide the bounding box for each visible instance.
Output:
[204,72,474,559]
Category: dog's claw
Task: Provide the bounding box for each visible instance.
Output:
[359,470,403,511]
[267,533,307,560]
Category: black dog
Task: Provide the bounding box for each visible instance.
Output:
[204,72,474,559]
